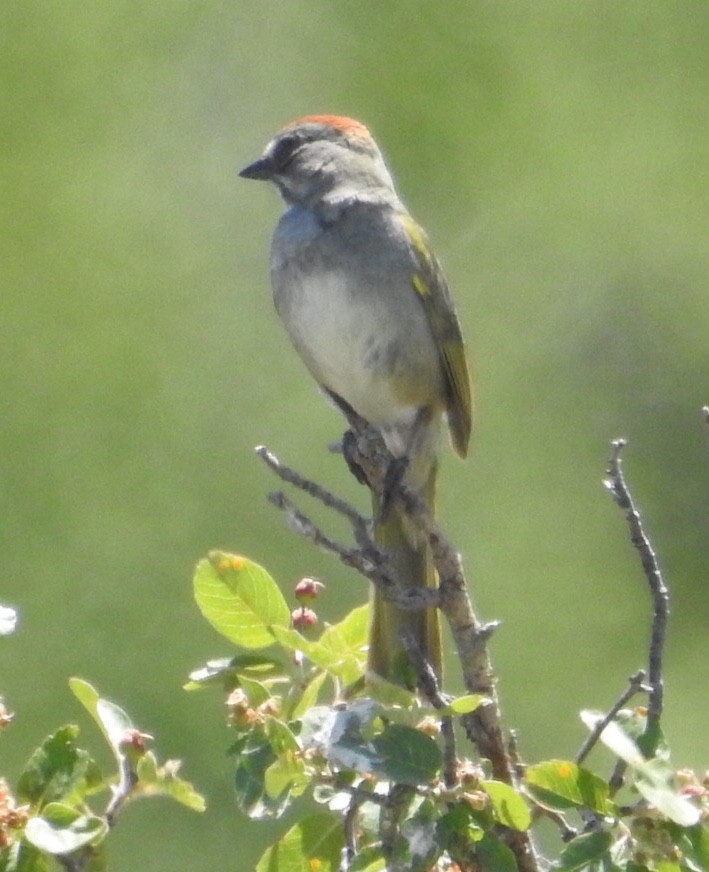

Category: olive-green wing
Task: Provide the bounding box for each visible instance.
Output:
[400,213,473,457]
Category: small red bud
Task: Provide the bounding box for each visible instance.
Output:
[3,808,28,830]
[294,577,324,602]
[120,729,153,754]
[292,607,318,629]
[681,783,706,797]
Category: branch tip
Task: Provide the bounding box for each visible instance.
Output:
[602,441,668,752]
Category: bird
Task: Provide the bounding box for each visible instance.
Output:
[240,115,472,686]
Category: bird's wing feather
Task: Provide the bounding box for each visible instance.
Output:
[400,213,473,457]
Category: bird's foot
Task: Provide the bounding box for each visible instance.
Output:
[341,429,369,486]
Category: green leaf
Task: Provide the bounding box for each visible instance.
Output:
[580,710,647,767]
[580,713,700,826]
[68,678,101,720]
[271,626,341,673]
[300,705,339,751]
[482,780,531,831]
[475,833,518,872]
[556,829,613,871]
[69,678,135,760]
[184,654,284,690]
[0,841,50,872]
[255,812,344,872]
[136,749,159,781]
[264,753,308,799]
[288,670,327,720]
[134,754,206,812]
[685,823,709,871]
[318,604,369,685]
[264,716,300,755]
[194,552,290,649]
[320,604,369,651]
[96,700,135,756]
[301,701,441,785]
[445,694,487,716]
[634,768,700,827]
[370,724,441,787]
[302,700,384,778]
[328,730,379,775]
[437,803,485,859]
[17,726,92,809]
[238,676,273,708]
[525,760,615,816]
[24,803,107,855]
[347,846,387,871]
[365,674,418,710]
[233,730,291,820]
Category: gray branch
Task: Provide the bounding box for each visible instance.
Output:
[604,439,669,751]
[258,426,541,872]
[575,669,649,766]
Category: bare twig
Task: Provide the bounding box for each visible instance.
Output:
[105,751,139,828]
[264,473,441,615]
[266,488,380,577]
[56,748,138,871]
[535,806,578,843]
[609,758,628,795]
[604,439,669,750]
[575,670,649,765]
[256,445,371,548]
[341,793,361,871]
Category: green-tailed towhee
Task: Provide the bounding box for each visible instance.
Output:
[240,115,472,685]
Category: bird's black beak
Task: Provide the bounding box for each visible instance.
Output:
[239,156,274,181]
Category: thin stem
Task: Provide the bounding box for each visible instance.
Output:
[256,445,371,547]
[604,439,669,750]
[266,484,441,614]
[57,749,138,871]
[341,794,361,871]
[575,670,649,765]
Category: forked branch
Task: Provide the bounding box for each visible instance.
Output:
[257,426,540,872]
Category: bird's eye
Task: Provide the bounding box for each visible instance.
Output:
[270,134,301,170]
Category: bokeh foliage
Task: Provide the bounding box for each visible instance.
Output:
[2,2,707,869]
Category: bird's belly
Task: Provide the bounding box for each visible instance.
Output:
[275,271,424,430]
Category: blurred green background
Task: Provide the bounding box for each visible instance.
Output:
[2,1,708,868]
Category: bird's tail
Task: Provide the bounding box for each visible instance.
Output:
[367,460,441,686]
